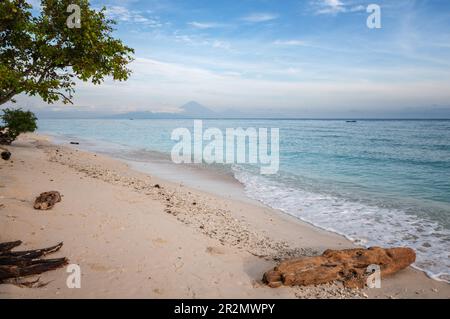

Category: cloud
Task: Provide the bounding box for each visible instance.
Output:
[106,6,163,27]
[241,12,279,23]
[349,5,366,12]
[273,40,307,46]
[313,0,366,15]
[172,31,232,51]
[174,34,196,44]
[212,40,231,50]
[315,0,345,14]
[187,21,224,29]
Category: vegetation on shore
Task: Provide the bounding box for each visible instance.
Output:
[0,108,37,145]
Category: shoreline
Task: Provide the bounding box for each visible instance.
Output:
[41,131,255,204]
[0,133,448,298]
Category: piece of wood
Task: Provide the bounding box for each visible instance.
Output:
[0,242,64,266]
[0,146,11,160]
[33,191,62,210]
[1,242,63,258]
[263,247,416,288]
[0,241,68,283]
[0,258,68,281]
[0,240,22,254]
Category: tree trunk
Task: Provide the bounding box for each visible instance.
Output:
[0,90,17,106]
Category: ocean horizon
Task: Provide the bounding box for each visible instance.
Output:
[38,118,450,282]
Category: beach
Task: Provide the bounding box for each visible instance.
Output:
[0,133,449,299]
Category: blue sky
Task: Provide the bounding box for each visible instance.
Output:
[21,0,450,117]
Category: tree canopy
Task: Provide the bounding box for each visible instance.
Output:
[0,0,134,106]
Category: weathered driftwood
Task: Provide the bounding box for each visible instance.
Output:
[0,240,22,253]
[0,146,11,160]
[263,247,416,288]
[33,191,62,210]
[0,241,68,283]
[1,151,11,160]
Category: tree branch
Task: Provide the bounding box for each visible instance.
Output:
[48,90,73,105]
[0,90,17,106]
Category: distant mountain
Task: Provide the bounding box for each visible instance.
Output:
[107,101,218,119]
[179,101,217,117]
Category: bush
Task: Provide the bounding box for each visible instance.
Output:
[0,108,37,145]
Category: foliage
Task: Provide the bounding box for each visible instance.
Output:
[0,0,134,105]
[0,108,37,144]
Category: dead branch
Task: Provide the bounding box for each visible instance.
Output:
[0,241,68,284]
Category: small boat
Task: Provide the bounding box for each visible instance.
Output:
[346,120,357,123]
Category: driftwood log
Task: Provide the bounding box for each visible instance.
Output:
[263,247,416,288]
[33,191,62,210]
[0,146,11,160]
[0,241,68,283]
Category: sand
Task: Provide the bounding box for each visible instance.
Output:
[0,133,448,299]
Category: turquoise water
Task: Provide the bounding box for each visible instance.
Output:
[38,119,450,281]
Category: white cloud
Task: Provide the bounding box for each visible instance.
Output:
[349,5,366,12]
[241,12,279,23]
[273,40,307,46]
[212,40,231,50]
[316,0,345,14]
[313,0,366,15]
[325,0,344,7]
[187,21,224,29]
[174,34,195,44]
[106,6,162,27]
[172,32,232,51]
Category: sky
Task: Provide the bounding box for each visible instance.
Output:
[13,0,450,117]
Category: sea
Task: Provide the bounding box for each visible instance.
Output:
[38,118,450,282]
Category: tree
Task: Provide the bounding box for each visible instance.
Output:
[0,0,134,106]
[0,108,37,144]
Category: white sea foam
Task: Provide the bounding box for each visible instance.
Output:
[233,166,450,282]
